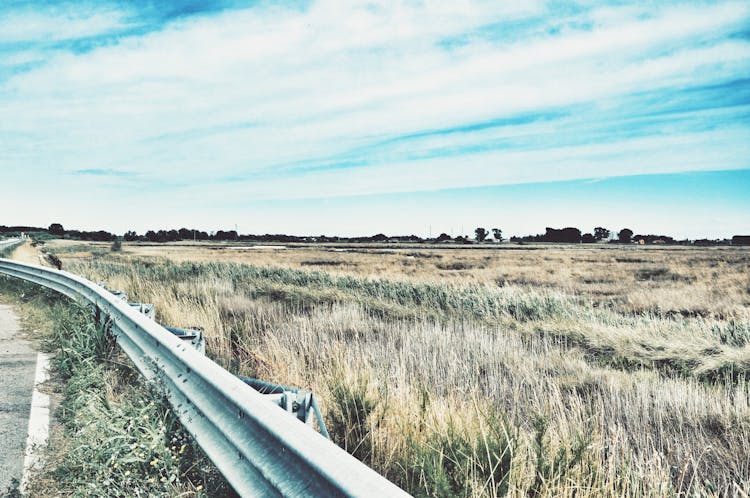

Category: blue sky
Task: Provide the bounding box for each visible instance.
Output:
[1,0,748,237]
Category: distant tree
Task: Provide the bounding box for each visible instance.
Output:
[492,228,503,242]
[581,233,596,243]
[372,233,388,242]
[123,230,139,241]
[543,227,582,243]
[91,230,115,242]
[475,227,488,242]
[48,223,65,236]
[594,227,610,241]
[213,230,239,241]
[436,233,452,242]
[631,234,676,245]
[145,230,158,242]
[618,228,633,243]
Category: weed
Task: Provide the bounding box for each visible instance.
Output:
[45,252,63,269]
[1,478,21,498]
[437,261,477,270]
[713,320,750,348]
[301,259,349,266]
[327,370,382,463]
[406,411,515,498]
[528,415,592,497]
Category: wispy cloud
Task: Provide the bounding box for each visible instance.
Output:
[72,168,135,177]
[0,0,748,233]
[0,6,127,44]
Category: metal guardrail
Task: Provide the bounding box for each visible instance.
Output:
[0,238,24,252]
[0,258,410,497]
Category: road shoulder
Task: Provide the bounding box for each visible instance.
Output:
[0,303,39,495]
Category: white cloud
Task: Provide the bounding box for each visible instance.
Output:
[0,5,129,43]
[0,0,748,234]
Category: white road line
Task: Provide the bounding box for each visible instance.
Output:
[19,353,51,496]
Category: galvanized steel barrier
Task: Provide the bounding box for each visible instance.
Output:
[0,256,410,497]
[0,237,24,252]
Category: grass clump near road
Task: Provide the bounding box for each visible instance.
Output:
[0,276,233,497]
[61,252,750,497]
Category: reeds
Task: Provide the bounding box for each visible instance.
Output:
[55,252,750,497]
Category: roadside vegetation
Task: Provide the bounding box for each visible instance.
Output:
[39,243,750,497]
[0,275,233,497]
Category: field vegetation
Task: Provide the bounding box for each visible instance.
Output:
[59,240,749,320]
[23,241,750,496]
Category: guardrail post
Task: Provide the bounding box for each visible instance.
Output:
[129,303,155,320]
[238,376,330,438]
[110,290,129,302]
[164,326,206,354]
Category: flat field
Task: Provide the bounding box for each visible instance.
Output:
[44,240,750,497]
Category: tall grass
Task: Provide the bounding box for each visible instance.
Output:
[114,242,750,321]
[73,258,750,381]
[62,255,750,497]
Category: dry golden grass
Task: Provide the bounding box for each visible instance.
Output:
[40,240,750,497]
[59,241,749,320]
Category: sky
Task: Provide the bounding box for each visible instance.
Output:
[0,0,748,238]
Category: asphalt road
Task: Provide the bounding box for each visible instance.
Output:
[0,303,36,494]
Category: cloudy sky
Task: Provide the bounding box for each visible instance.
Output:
[1,0,748,238]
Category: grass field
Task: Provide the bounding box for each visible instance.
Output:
[37,241,750,496]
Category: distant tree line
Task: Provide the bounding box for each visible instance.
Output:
[499,226,749,246]
[1,224,749,247]
[122,230,425,244]
[509,227,611,243]
[0,223,117,242]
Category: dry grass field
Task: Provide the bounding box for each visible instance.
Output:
[38,240,750,497]
[50,240,750,320]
